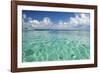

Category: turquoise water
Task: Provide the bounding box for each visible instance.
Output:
[22,30,90,62]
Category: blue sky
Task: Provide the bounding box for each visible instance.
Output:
[22,10,75,24]
[22,10,90,30]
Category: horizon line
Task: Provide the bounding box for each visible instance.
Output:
[23,28,90,31]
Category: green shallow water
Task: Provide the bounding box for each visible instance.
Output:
[22,30,90,62]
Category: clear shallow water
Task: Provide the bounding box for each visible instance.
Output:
[22,30,90,62]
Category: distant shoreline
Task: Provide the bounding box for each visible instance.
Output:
[23,29,90,31]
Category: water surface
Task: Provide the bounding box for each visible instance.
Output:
[22,30,90,62]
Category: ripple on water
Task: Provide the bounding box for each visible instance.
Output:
[22,31,90,62]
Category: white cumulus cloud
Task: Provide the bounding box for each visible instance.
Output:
[69,13,90,27]
[41,17,52,25]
